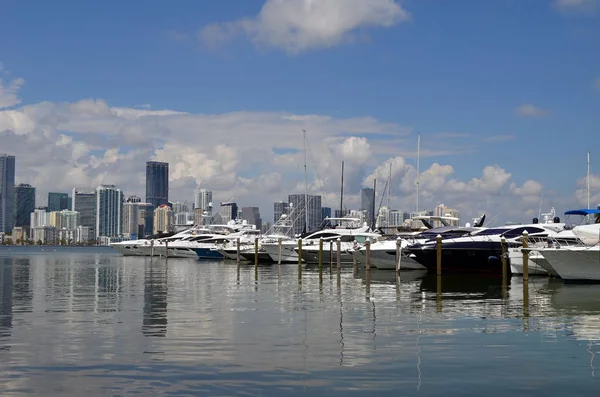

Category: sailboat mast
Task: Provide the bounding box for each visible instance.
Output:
[587,150,591,210]
[340,161,344,218]
[372,179,377,230]
[416,134,421,213]
[303,129,309,232]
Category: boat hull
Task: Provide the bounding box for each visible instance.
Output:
[539,247,600,282]
[352,249,425,270]
[409,243,506,273]
[508,248,547,276]
[192,247,225,260]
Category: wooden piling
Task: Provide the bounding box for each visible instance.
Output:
[236,237,241,264]
[254,237,259,269]
[336,237,341,271]
[522,231,529,283]
[395,237,401,274]
[436,234,442,275]
[318,238,323,283]
[297,239,303,281]
[365,238,371,272]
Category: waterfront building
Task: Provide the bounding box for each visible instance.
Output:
[76,226,91,244]
[322,207,332,220]
[240,207,261,230]
[146,161,169,209]
[48,192,69,212]
[220,202,238,224]
[11,227,27,243]
[15,183,35,231]
[334,209,349,218]
[288,194,322,235]
[138,202,154,237]
[30,208,50,229]
[153,204,174,234]
[32,226,57,244]
[96,185,123,239]
[0,154,16,233]
[73,188,96,238]
[388,210,404,226]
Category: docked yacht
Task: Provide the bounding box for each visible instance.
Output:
[408,222,567,273]
[262,217,371,263]
[297,232,381,264]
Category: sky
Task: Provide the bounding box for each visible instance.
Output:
[0,0,599,225]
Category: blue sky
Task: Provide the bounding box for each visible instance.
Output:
[0,0,599,223]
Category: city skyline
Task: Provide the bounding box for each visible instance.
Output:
[1,1,599,224]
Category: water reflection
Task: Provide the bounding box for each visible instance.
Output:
[0,249,598,395]
[142,260,168,337]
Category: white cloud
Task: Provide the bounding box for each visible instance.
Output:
[515,103,549,118]
[575,173,600,207]
[554,0,599,14]
[199,0,410,54]
[0,63,25,109]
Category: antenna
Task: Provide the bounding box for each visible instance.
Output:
[416,134,421,213]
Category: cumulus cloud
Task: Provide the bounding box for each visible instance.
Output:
[514,103,549,118]
[198,0,410,54]
[553,0,599,14]
[0,63,25,109]
[575,174,600,207]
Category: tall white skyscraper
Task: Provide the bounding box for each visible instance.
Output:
[96,185,123,239]
[194,189,213,213]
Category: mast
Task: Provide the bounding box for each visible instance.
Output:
[340,161,344,218]
[387,162,392,211]
[587,150,591,210]
[303,129,309,233]
[372,179,377,230]
[416,134,421,213]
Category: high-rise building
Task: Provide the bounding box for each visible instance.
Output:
[72,188,97,238]
[288,194,322,235]
[0,154,16,233]
[30,207,50,229]
[321,207,331,220]
[220,202,238,224]
[153,204,174,234]
[15,183,35,231]
[48,192,69,212]
[360,188,375,227]
[96,185,124,239]
[138,202,155,237]
[273,201,289,223]
[146,161,169,209]
[123,196,141,239]
[194,189,212,213]
[240,207,261,231]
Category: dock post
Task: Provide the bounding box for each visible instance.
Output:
[277,237,282,265]
[522,231,529,283]
[254,237,259,268]
[365,238,371,272]
[501,236,507,296]
[297,239,303,282]
[236,237,241,264]
[336,237,341,271]
[165,240,168,259]
[395,237,402,275]
[329,241,333,274]
[318,238,323,284]
[436,234,442,275]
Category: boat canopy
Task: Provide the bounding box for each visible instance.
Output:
[564,209,600,216]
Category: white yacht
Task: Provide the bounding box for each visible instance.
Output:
[262,217,371,263]
[298,232,381,264]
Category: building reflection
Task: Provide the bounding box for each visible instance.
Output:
[0,258,13,349]
[142,261,168,337]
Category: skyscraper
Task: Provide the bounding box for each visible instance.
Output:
[360,187,375,227]
[288,194,322,235]
[15,184,35,231]
[0,154,16,233]
[48,192,69,212]
[220,202,238,224]
[72,187,97,239]
[96,185,123,239]
[273,201,289,223]
[146,161,169,209]
[122,196,141,239]
[240,207,262,231]
[153,204,174,234]
[194,189,212,213]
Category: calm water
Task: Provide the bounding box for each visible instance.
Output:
[0,247,599,396]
